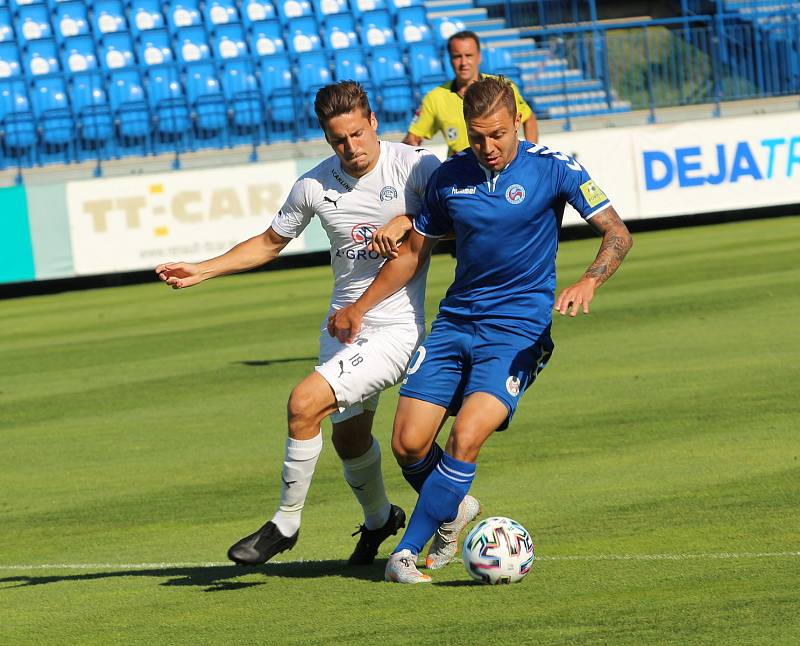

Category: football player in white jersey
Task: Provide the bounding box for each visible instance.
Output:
[155,82,440,566]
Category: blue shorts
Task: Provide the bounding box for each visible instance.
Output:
[399,316,554,430]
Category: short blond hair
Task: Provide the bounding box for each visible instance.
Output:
[463,76,517,122]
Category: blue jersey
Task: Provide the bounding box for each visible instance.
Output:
[414,140,611,334]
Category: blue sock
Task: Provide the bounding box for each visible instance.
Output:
[401,443,443,493]
[395,453,476,556]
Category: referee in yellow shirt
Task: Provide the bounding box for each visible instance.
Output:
[402,30,538,155]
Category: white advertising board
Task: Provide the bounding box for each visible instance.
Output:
[64,111,798,276]
[544,111,800,222]
[66,161,304,275]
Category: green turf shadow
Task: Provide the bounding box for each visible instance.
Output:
[0,560,388,594]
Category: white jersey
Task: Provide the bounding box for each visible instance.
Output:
[271,140,440,324]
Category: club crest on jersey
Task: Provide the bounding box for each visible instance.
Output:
[351,223,378,246]
[446,127,458,141]
[380,186,398,202]
[505,184,526,205]
[506,376,521,397]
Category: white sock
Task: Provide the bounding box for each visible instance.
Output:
[341,437,391,530]
[271,432,323,537]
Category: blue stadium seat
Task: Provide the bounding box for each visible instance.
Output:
[0,41,21,77]
[483,46,522,88]
[214,23,248,60]
[54,2,90,41]
[186,61,226,135]
[297,50,330,135]
[166,0,202,32]
[369,44,412,125]
[276,0,313,24]
[430,15,465,44]
[408,41,446,96]
[23,39,60,76]
[70,71,114,147]
[99,32,135,70]
[10,0,46,12]
[175,25,211,64]
[258,53,295,138]
[313,0,349,19]
[62,36,98,73]
[287,16,321,55]
[241,0,277,27]
[250,19,285,56]
[109,69,150,142]
[351,0,386,19]
[93,0,127,36]
[137,29,174,66]
[360,10,394,46]
[324,13,357,50]
[297,50,330,92]
[144,63,190,140]
[204,0,239,28]
[333,47,370,85]
[130,0,165,37]
[396,7,431,45]
[31,77,75,150]
[221,59,263,131]
[0,78,36,154]
[0,7,15,43]
[17,4,52,44]
[369,43,404,84]
[387,0,422,13]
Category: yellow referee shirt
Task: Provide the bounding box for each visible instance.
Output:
[407,74,533,156]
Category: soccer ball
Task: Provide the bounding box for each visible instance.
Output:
[462,516,535,584]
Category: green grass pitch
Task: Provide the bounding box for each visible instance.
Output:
[1,216,799,644]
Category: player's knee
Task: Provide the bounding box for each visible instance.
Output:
[391,425,427,466]
[447,424,486,462]
[287,384,319,433]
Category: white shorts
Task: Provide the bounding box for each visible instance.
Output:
[315,312,425,423]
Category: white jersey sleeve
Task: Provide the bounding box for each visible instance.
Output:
[403,149,441,216]
[270,177,316,239]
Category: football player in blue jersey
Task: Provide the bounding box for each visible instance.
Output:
[329,76,633,583]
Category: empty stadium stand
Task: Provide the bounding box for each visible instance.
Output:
[4,0,795,171]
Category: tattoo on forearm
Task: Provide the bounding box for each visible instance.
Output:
[582,210,632,286]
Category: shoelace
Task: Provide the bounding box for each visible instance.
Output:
[351,525,367,538]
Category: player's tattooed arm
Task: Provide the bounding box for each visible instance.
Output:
[554,205,632,316]
[582,206,633,287]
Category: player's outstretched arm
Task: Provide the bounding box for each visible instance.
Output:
[555,206,632,317]
[155,227,291,290]
[369,214,414,259]
[328,230,436,343]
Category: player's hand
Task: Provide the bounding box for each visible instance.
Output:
[369,216,412,259]
[155,262,204,289]
[554,277,598,317]
[327,304,365,344]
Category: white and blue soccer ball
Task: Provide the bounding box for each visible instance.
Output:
[462,516,535,584]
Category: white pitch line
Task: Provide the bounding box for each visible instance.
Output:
[1,551,799,572]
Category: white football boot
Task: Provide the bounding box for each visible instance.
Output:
[425,494,481,570]
[384,549,432,584]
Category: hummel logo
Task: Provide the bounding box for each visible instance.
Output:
[282,475,297,488]
[323,195,341,208]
